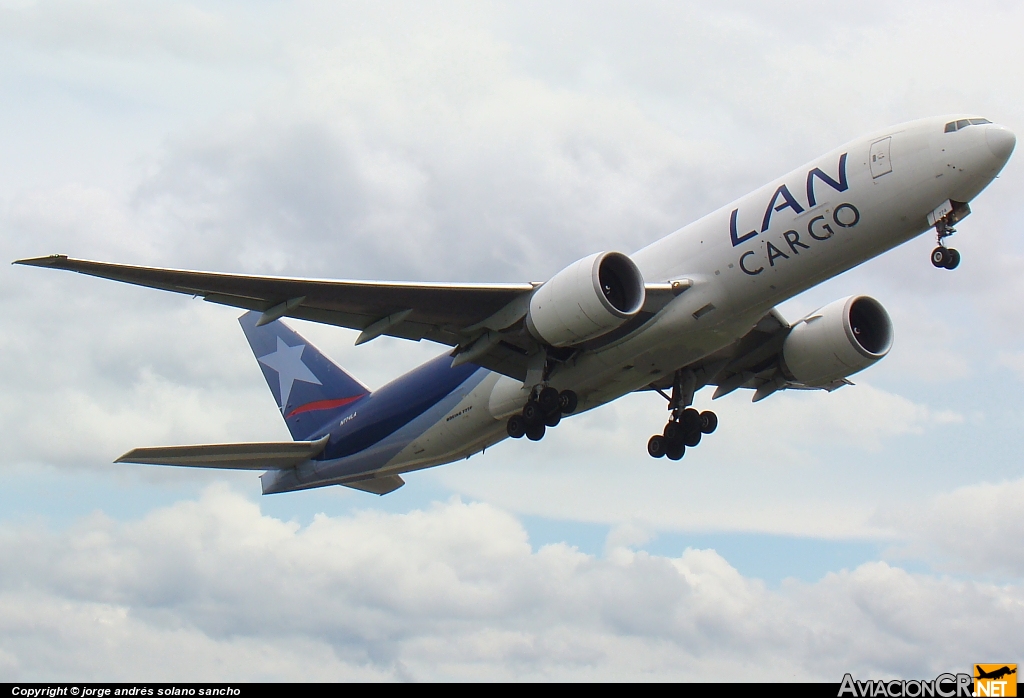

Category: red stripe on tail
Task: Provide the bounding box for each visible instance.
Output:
[286,394,365,419]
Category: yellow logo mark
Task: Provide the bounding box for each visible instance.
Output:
[974,664,1017,697]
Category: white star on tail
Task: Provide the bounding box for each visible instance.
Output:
[258,337,322,411]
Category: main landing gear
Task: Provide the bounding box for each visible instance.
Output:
[647,408,717,460]
[931,218,961,270]
[647,369,718,461]
[506,387,578,441]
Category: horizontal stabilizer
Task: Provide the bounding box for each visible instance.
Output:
[342,475,405,495]
[116,435,329,470]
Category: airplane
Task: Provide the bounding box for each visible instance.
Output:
[975,666,1016,681]
[15,114,1015,495]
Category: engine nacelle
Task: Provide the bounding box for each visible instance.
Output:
[526,251,645,347]
[781,295,893,386]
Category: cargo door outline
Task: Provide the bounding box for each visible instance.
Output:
[870,137,892,179]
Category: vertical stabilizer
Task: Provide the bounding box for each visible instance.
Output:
[239,312,369,440]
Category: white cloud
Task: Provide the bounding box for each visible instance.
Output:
[743,383,964,450]
[0,488,1020,681]
[997,352,1024,383]
[438,383,962,538]
[878,477,1024,579]
[0,0,255,63]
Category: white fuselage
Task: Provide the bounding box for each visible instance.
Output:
[381,115,1013,477]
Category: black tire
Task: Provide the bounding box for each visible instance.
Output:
[699,410,718,434]
[558,390,579,414]
[683,429,702,448]
[680,408,701,434]
[944,248,961,269]
[507,414,526,439]
[544,410,562,428]
[522,401,542,423]
[666,441,685,461]
[647,435,667,458]
[526,422,546,441]
[663,421,682,440]
[931,247,949,268]
[538,387,560,414]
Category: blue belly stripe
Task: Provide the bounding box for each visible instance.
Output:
[313,352,482,460]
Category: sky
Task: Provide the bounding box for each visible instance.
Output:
[1,0,1023,682]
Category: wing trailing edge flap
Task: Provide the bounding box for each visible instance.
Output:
[116,435,330,470]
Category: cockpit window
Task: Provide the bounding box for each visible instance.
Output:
[945,118,993,132]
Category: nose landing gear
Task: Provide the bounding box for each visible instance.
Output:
[647,370,718,461]
[506,387,578,441]
[929,201,971,270]
[931,218,960,270]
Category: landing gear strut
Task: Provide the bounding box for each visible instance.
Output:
[648,370,717,460]
[930,205,966,270]
[507,387,578,441]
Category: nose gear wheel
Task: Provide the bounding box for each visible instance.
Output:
[931,246,960,269]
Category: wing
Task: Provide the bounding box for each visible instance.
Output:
[15,254,681,382]
[16,254,536,345]
[643,308,851,402]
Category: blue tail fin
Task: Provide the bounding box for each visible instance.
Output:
[239,312,369,441]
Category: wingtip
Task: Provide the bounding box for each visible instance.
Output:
[12,254,69,267]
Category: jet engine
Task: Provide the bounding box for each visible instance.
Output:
[526,251,645,347]
[781,295,893,386]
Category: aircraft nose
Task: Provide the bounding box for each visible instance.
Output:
[986,124,1016,163]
